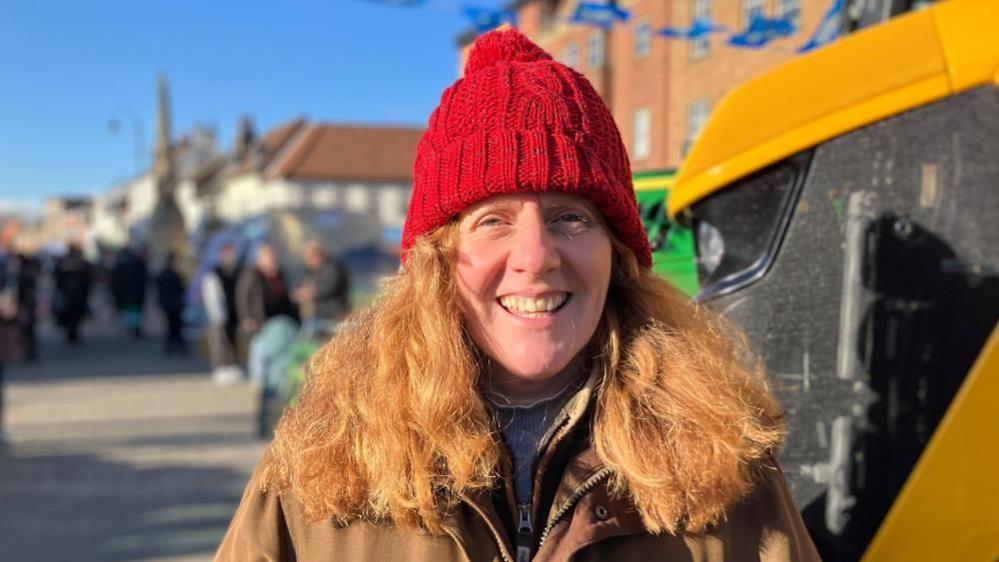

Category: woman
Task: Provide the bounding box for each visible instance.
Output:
[54,243,92,344]
[236,242,298,383]
[217,29,820,562]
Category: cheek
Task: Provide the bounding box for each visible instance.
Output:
[569,237,613,335]
[455,245,504,327]
[456,274,506,366]
[570,236,613,295]
[595,246,613,303]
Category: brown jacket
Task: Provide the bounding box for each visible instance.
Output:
[217,452,818,562]
[216,379,821,562]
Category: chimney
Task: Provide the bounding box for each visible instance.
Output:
[234,115,256,161]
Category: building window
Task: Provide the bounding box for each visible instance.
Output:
[633,107,651,160]
[398,186,410,217]
[777,0,800,26]
[563,42,579,69]
[685,99,711,156]
[743,0,765,25]
[346,184,370,213]
[634,19,652,58]
[587,31,605,69]
[313,185,336,208]
[691,0,711,59]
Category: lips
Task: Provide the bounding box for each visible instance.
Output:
[497,292,571,318]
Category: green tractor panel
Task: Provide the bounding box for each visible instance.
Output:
[633,169,698,297]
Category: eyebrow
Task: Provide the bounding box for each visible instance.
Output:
[464,196,594,218]
[543,200,594,213]
[545,199,585,208]
[468,200,522,216]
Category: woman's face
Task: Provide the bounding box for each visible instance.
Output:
[456,193,612,397]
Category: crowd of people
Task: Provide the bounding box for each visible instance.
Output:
[0,237,352,445]
[0,245,41,447]
[201,240,350,385]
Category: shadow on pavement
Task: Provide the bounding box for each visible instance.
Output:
[0,448,254,562]
[7,413,257,448]
[8,322,211,383]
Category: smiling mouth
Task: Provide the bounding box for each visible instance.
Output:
[497,293,571,318]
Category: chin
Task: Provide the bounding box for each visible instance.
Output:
[498,350,573,379]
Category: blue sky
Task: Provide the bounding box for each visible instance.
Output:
[0,0,503,208]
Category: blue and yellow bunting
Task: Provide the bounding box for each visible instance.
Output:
[462,5,518,32]
[569,1,630,30]
[728,14,797,49]
[355,0,843,55]
[798,0,845,53]
[657,18,728,40]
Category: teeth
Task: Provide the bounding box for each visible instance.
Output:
[498,293,568,315]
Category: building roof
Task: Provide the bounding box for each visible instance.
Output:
[237,118,308,174]
[190,154,230,189]
[269,124,424,182]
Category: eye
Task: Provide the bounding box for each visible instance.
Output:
[550,210,594,235]
[477,215,506,228]
[555,212,589,224]
[471,213,515,235]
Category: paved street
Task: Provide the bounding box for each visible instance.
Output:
[0,310,266,562]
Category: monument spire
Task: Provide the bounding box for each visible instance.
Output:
[147,73,187,272]
[153,74,172,178]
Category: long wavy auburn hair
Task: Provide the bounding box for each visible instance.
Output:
[261,222,784,535]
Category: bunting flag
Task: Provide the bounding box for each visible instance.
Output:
[798,0,845,53]
[656,27,687,39]
[657,18,728,40]
[687,18,729,39]
[356,0,846,58]
[462,5,518,32]
[727,14,796,48]
[569,1,631,29]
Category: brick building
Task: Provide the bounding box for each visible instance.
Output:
[459,0,831,171]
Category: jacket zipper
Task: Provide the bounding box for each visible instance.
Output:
[516,503,534,562]
[536,467,612,550]
[485,374,596,561]
[462,495,516,562]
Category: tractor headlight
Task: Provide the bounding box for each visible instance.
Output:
[687,153,810,300]
[696,220,724,281]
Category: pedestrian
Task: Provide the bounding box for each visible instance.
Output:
[0,249,21,448]
[203,241,243,384]
[0,329,10,448]
[291,240,350,336]
[216,30,819,561]
[235,243,296,339]
[53,243,92,344]
[0,361,6,448]
[235,243,297,383]
[112,245,148,339]
[13,248,40,361]
[156,252,186,355]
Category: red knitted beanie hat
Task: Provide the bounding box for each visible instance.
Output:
[402,28,651,267]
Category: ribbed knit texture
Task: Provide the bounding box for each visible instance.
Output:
[402,28,651,267]
[486,382,581,505]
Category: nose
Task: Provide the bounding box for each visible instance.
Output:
[508,212,561,276]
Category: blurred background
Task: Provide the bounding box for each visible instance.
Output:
[3,1,994,561]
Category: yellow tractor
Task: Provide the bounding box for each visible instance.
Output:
[667,0,999,560]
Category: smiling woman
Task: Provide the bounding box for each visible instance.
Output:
[215,29,820,562]
[456,193,612,402]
